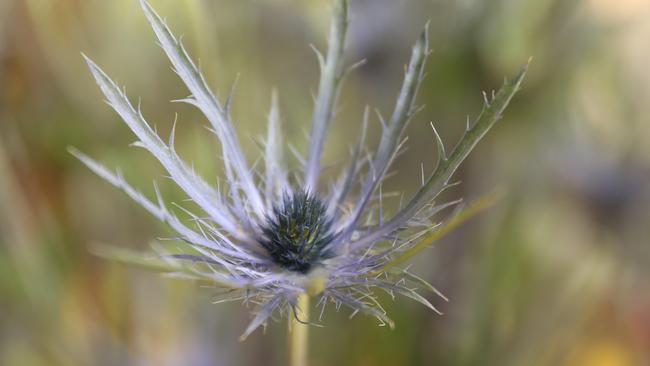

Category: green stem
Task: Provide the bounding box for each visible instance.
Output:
[289,293,310,366]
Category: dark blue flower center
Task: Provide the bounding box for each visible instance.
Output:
[259,191,335,274]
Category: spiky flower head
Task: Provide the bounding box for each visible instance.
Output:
[73,0,527,340]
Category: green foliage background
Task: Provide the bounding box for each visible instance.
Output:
[0,0,649,365]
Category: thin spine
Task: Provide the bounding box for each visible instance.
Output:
[390,268,449,302]
[366,278,442,315]
[304,0,349,192]
[429,121,447,165]
[327,289,395,329]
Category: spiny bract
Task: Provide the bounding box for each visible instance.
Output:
[72,0,527,340]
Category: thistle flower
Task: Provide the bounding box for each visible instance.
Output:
[72,0,528,343]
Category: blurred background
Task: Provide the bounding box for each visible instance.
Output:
[1,0,649,365]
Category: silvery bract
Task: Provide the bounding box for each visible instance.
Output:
[72,0,527,340]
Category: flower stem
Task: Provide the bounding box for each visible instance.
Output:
[289,293,310,366]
